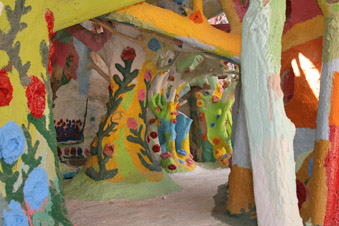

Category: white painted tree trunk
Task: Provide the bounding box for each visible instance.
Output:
[241,1,302,225]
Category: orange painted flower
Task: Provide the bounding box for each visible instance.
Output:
[189,10,203,24]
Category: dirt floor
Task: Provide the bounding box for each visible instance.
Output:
[65,163,257,226]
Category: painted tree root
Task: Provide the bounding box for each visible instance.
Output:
[195,80,236,166]
[149,94,196,173]
[241,0,302,225]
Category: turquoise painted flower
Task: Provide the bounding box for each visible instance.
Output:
[3,200,29,226]
[147,38,161,52]
[23,168,49,210]
[0,121,26,165]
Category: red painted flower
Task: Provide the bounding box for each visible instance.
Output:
[121,47,136,62]
[0,68,13,106]
[198,113,205,121]
[71,147,76,156]
[127,117,138,130]
[150,132,158,139]
[57,146,62,157]
[201,134,207,141]
[189,10,203,24]
[212,95,220,103]
[160,152,172,159]
[168,164,177,171]
[45,8,55,76]
[186,158,194,166]
[213,138,221,145]
[25,76,46,118]
[104,144,115,156]
[152,144,161,153]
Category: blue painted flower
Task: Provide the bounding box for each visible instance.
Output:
[176,149,187,156]
[3,200,29,226]
[0,121,26,165]
[148,38,161,52]
[23,168,49,210]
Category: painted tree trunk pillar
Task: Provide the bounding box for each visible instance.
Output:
[226,88,255,217]
[150,95,196,172]
[84,56,164,183]
[299,1,339,225]
[0,0,72,224]
[241,1,302,225]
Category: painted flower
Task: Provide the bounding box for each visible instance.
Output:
[189,10,203,24]
[138,89,146,101]
[213,137,221,145]
[0,68,13,106]
[23,168,49,210]
[104,144,115,156]
[144,70,152,82]
[150,132,158,139]
[198,113,205,121]
[212,95,220,103]
[196,100,204,108]
[160,152,172,159]
[25,76,46,119]
[176,149,187,156]
[186,158,194,166]
[168,164,177,170]
[148,38,161,52]
[3,200,29,226]
[0,121,26,165]
[127,117,138,130]
[121,47,136,62]
[152,144,161,153]
[201,134,207,141]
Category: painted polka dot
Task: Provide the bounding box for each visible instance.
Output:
[210,123,215,128]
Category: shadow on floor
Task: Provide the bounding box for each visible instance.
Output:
[211,183,258,226]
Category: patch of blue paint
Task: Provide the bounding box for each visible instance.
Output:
[3,200,28,226]
[148,38,161,52]
[216,115,221,120]
[73,37,90,95]
[177,149,187,156]
[175,112,193,151]
[77,147,82,156]
[179,159,185,164]
[23,168,49,210]
[174,0,184,3]
[0,121,26,165]
[308,156,314,178]
[210,123,215,128]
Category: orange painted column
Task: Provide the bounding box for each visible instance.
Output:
[299,1,339,225]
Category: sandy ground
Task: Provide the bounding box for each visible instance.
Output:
[65,164,257,226]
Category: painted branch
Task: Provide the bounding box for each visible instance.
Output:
[47,0,143,31]
[91,19,142,44]
[86,62,110,83]
[241,0,302,225]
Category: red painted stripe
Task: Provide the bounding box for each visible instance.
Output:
[325,125,339,226]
